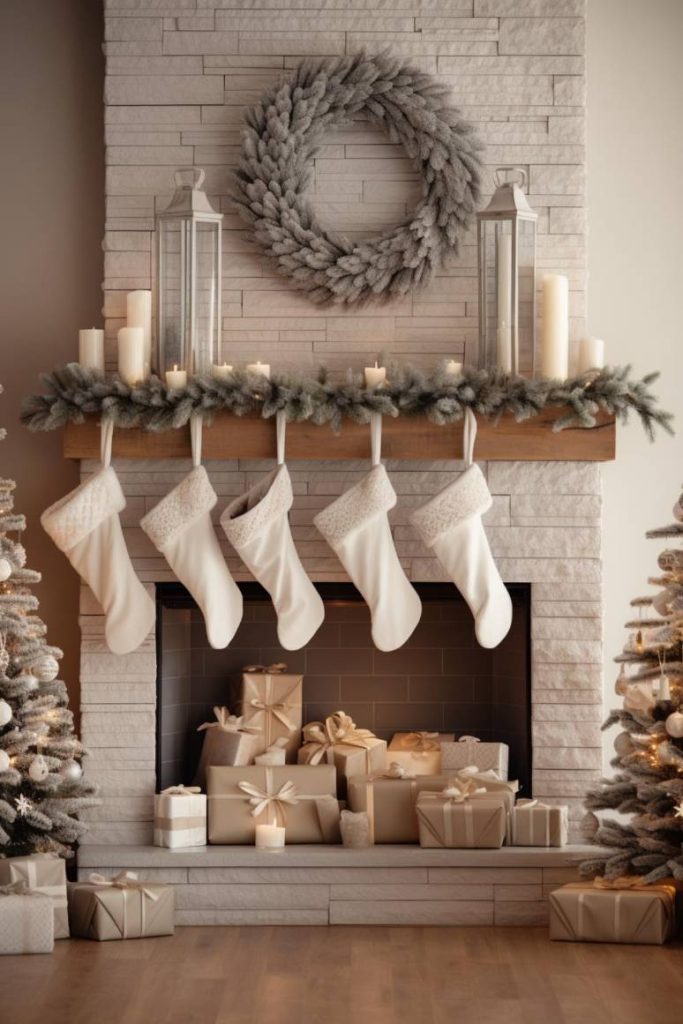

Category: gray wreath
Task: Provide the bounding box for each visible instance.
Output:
[232,51,483,307]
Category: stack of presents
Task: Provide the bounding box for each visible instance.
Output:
[2,665,680,948]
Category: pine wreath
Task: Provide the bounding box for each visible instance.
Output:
[232,51,483,307]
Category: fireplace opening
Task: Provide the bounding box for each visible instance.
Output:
[156,582,532,796]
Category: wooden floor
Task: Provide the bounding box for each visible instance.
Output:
[2,926,682,1024]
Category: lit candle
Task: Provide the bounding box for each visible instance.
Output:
[577,337,605,375]
[364,361,386,388]
[117,327,145,386]
[255,824,285,850]
[445,359,463,376]
[246,361,271,379]
[540,273,569,379]
[165,364,187,390]
[78,328,104,373]
[212,362,234,380]
[496,232,512,372]
[126,290,152,377]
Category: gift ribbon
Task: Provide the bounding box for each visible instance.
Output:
[512,798,551,846]
[154,816,206,832]
[238,777,300,827]
[382,762,417,779]
[244,676,299,747]
[243,663,287,674]
[7,855,68,912]
[302,712,376,769]
[558,880,676,943]
[161,784,202,795]
[397,731,440,754]
[197,707,261,735]
[87,871,160,940]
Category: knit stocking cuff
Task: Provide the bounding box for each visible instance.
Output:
[41,466,126,552]
[141,465,216,551]
[221,465,293,549]
[314,464,396,548]
[411,464,492,548]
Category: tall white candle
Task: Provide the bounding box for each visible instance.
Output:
[496,232,512,373]
[445,359,463,376]
[255,824,285,849]
[117,327,145,386]
[246,361,271,379]
[165,364,187,390]
[78,328,104,373]
[126,290,152,377]
[364,361,386,388]
[577,337,605,374]
[541,274,569,379]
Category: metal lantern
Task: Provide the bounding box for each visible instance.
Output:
[157,168,222,375]
[477,167,537,376]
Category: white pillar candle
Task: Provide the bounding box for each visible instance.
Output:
[212,362,234,380]
[246,361,271,379]
[577,337,605,374]
[541,273,569,379]
[117,327,145,386]
[126,290,152,377]
[165,364,187,390]
[364,361,386,388]
[496,232,512,373]
[444,359,463,376]
[78,328,104,373]
[255,824,285,849]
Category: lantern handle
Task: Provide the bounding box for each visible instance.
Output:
[493,167,527,191]
[174,167,206,190]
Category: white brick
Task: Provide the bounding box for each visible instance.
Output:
[488,461,599,495]
[534,747,602,770]
[105,75,224,105]
[107,56,203,74]
[330,901,493,925]
[533,721,602,748]
[438,55,584,75]
[217,13,415,32]
[105,18,162,42]
[162,31,239,55]
[176,910,328,925]
[554,76,586,107]
[188,867,427,884]
[533,704,602,722]
[548,114,585,143]
[530,163,586,195]
[475,0,584,14]
[532,616,602,640]
[533,639,602,664]
[499,17,585,56]
[238,32,346,55]
[176,884,330,910]
[105,105,201,125]
[331,883,493,901]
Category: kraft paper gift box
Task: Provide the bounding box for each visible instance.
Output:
[387,732,455,776]
[416,783,507,849]
[207,764,340,844]
[67,872,175,941]
[154,785,207,849]
[440,735,509,779]
[297,712,387,799]
[549,879,678,945]
[0,883,54,955]
[510,798,568,848]
[0,853,69,939]
[194,706,261,788]
[240,665,303,763]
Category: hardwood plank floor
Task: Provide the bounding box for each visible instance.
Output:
[2,927,682,1024]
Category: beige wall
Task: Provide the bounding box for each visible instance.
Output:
[0,1,104,711]
[588,0,683,766]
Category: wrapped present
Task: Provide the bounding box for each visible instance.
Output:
[511,798,568,848]
[416,780,507,849]
[0,882,54,955]
[297,712,387,799]
[0,853,68,939]
[254,738,289,766]
[67,872,175,941]
[207,764,340,844]
[154,785,207,849]
[240,664,302,762]
[549,877,678,945]
[387,732,453,776]
[440,735,509,779]
[194,706,261,787]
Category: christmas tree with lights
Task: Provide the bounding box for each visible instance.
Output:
[0,386,97,856]
[582,487,683,882]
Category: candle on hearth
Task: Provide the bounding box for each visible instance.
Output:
[246,361,271,379]
[255,824,285,850]
[496,232,512,373]
[364,361,386,388]
[165,364,187,390]
[444,359,463,376]
[117,327,145,386]
[126,290,152,376]
[577,337,605,375]
[540,273,569,379]
[212,362,234,380]
[78,328,104,373]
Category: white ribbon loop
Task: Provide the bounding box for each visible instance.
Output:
[100,418,114,468]
[382,761,416,780]
[161,784,202,796]
[197,706,261,735]
[190,412,203,468]
[462,408,477,468]
[370,412,382,466]
[87,871,160,902]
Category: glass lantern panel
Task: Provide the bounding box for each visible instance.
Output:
[516,218,536,377]
[194,220,220,374]
[479,218,514,373]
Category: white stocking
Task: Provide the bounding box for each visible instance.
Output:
[315,414,421,652]
[41,420,154,655]
[141,415,243,649]
[220,412,324,650]
[411,409,512,649]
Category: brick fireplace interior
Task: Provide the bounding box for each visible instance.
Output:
[156,581,532,794]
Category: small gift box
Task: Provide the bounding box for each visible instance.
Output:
[207,764,340,845]
[297,711,387,799]
[440,735,509,779]
[67,872,175,941]
[0,882,54,955]
[416,780,507,849]
[387,731,454,776]
[549,878,678,945]
[154,784,207,849]
[254,738,288,766]
[0,853,69,939]
[240,664,303,763]
[194,706,261,787]
[510,798,568,848]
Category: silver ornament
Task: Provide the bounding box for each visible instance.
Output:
[665,711,683,739]
[28,755,49,782]
[30,655,59,683]
[0,558,11,582]
[0,699,11,727]
[17,673,39,692]
[60,760,82,782]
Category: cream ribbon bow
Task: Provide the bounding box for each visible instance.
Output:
[248,696,296,732]
[161,784,202,796]
[441,778,486,803]
[456,765,502,782]
[302,712,375,763]
[458,735,481,744]
[592,875,653,891]
[0,880,35,897]
[382,761,417,780]
[243,663,287,674]
[237,778,299,824]
[197,707,261,735]
[88,871,160,901]
[401,731,440,753]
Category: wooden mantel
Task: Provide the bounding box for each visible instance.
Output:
[63,407,616,461]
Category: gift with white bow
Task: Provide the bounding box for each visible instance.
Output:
[440,735,509,779]
[297,711,387,799]
[67,871,174,941]
[386,731,455,776]
[416,778,507,849]
[549,877,679,945]
[0,880,55,955]
[347,768,470,844]
[153,784,207,849]
[510,798,568,848]
[0,852,68,939]
[194,706,261,787]
[240,664,303,762]
[207,764,340,844]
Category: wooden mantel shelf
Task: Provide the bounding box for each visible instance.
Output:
[63,407,616,462]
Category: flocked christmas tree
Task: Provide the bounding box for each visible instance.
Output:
[582,486,683,882]
[0,385,97,856]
